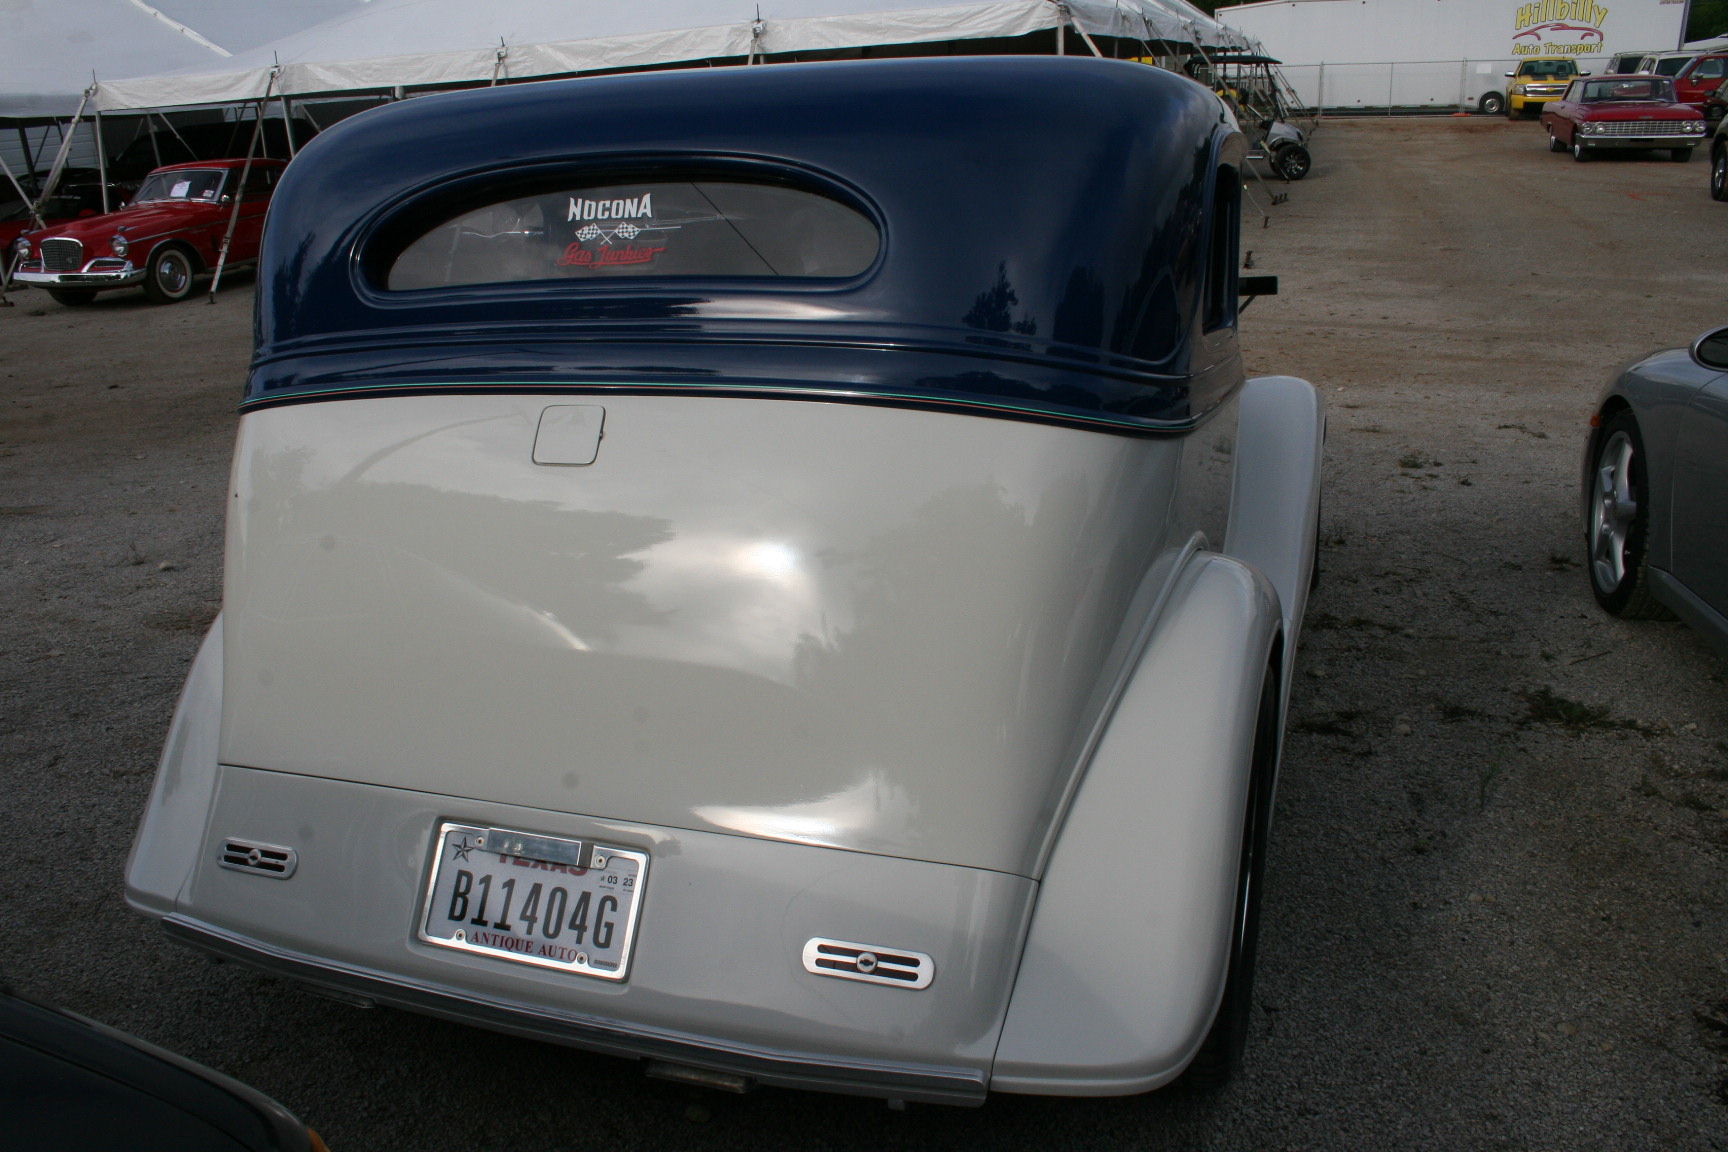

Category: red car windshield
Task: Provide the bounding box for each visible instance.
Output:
[1580,78,1676,102]
[133,169,226,204]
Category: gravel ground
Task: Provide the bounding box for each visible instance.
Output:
[2,117,1727,1150]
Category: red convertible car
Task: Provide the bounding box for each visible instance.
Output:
[1541,76,1707,162]
[11,158,284,306]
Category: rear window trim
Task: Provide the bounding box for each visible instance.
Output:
[354,155,885,306]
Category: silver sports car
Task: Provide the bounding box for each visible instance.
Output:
[1585,324,1728,653]
[125,57,1323,1105]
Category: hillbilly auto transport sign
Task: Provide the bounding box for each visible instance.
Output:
[1511,0,1610,56]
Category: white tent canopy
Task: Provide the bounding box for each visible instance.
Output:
[1,0,366,119]
[94,0,1255,112]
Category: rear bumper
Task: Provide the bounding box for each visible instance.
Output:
[129,757,1028,1107]
[161,914,987,1106]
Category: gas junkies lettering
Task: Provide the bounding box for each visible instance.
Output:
[558,244,667,268]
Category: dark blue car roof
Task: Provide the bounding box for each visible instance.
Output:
[252,56,1241,433]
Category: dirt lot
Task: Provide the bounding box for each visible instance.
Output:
[2,117,1727,1150]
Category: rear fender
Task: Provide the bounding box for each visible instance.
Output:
[1223,373,1323,708]
[125,614,223,918]
[990,552,1280,1095]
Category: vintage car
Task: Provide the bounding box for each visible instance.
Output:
[1541,76,1706,161]
[125,57,1323,1104]
[1583,325,1728,660]
[11,158,284,305]
[0,171,121,261]
[1480,57,1586,117]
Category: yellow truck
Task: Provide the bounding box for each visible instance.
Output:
[1481,58,1587,117]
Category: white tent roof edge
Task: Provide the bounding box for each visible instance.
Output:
[93,0,1254,113]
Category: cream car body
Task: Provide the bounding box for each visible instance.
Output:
[126,57,1322,1104]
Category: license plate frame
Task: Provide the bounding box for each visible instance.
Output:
[417,822,647,981]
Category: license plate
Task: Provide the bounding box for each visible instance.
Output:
[418,822,647,980]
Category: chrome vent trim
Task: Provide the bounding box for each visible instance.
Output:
[218,838,298,879]
[40,238,83,272]
[802,937,933,989]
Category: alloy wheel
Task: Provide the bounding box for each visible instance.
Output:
[1589,431,1637,595]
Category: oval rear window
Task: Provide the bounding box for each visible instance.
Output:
[387,180,878,290]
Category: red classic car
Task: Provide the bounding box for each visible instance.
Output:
[11,158,284,306]
[1541,76,1707,162]
[0,172,122,263]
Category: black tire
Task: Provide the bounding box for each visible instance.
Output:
[1271,142,1311,181]
[47,289,96,307]
[1712,143,1728,201]
[1184,660,1281,1090]
[1479,91,1506,115]
[1573,135,1590,162]
[1671,147,1694,163]
[141,244,197,304]
[1586,411,1673,619]
[1547,127,1567,153]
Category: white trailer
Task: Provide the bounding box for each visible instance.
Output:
[1216,0,1688,110]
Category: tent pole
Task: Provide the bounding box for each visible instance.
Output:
[94,103,111,213]
[147,112,163,169]
[0,150,43,229]
[209,71,274,304]
[35,87,91,219]
[0,148,32,303]
[1055,3,1102,57]
[1072,19,1103,57]
[17,127,36,180]
[747,14,765,64]
[159,112,196,161]
[282,95,298,157]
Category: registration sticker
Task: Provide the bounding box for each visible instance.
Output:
[418,822,646,981]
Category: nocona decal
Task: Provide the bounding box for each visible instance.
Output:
[568,194,654,222]
[558,190,680,270]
